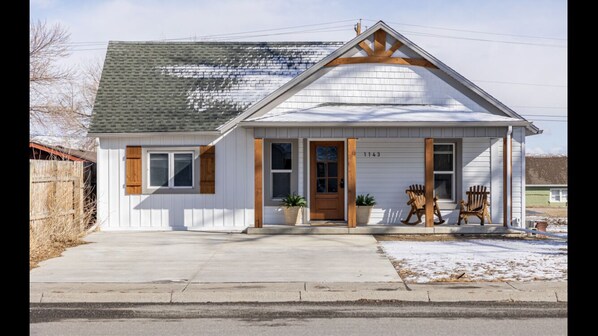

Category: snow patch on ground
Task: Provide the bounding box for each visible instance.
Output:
[379,239,567,283]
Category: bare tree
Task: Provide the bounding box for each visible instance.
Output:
[30,20,72,124]
[30,20,103,149]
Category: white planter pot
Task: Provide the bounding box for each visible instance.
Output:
[283,206,303,225]
[356,205,373,225]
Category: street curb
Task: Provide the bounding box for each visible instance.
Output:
[30,281,567,304]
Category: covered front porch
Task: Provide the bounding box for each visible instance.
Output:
[249,125,523,233]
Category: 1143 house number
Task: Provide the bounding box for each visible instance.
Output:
[363,152,381,157]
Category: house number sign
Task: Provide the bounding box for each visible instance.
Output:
[363,152,381,157]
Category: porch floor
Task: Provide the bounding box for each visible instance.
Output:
[246,223,512,235]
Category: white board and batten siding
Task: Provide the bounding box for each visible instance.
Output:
[355,138,425,224]
[355,138,492,225]
[97,127,255,230]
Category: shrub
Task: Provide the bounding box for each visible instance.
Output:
[356,193,376,206]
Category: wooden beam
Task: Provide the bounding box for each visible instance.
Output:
[373,29,386,55]
[424,138,434,227]
[325,56,437,68]
[254,138,263,228]
[382,40,403,57]
[358,41,374,56]
[347,138,357,228]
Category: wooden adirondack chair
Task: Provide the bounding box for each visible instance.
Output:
[401,184,445,225]
[458,185,491,225]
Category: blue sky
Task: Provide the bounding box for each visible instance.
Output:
[31,0,567,154]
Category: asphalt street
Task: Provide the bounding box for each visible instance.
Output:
[30,302,567,336]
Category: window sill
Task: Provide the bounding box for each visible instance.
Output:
[143,187,198,195]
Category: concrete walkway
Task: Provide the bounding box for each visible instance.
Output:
[30,232,401,283]
[30,231,567,303]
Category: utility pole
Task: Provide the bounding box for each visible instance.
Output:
[354,19,362,35]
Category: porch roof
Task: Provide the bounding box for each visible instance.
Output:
[243,103,528,127]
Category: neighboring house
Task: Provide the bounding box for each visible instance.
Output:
[525,156,567,207]
[89,21,541,231]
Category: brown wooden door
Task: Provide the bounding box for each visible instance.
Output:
[310,141,345,220]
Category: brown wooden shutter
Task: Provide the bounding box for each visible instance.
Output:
[200,145,215,194]
[125,146,142,195]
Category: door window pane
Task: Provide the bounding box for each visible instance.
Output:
[434,174,452,200]
[328,162,337,177]
[317,178,326,193]
[173,153,193,187]
[317,162,326,177]
[328,178,338,192]
[272,143,292,170]
[316,146,338,162]
[272,173,291,198]
[149,154,169,187]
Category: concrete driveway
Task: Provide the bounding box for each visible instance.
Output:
[30,232,401,283]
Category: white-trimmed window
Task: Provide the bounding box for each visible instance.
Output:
[271,143,292,200]
[434,143,455,201]
[550,188,567,203]
[148,152,194,189]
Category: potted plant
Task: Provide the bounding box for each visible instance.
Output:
[356,194,376,225]
[280,193,307,225]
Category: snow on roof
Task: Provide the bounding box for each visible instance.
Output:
[247,103,524,124]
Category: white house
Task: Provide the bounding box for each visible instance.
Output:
[89,21,541,233]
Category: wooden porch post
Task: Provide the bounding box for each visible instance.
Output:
[424,138,434,227]
[254,138,263,228]
[347,138,357,228]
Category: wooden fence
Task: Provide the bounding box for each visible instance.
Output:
[30,160,84,228]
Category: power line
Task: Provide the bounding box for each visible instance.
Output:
[472,79,566,88]
[398,30,566,48]
[512,106,567,109]
[364,19,567,41]
[188,19,357,40]
[521,114,567,118]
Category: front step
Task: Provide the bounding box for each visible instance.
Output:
[246,225,513,235]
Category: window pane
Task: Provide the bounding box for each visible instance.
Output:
[551,189,560,201]
[317,178,326,193]
[561,190,567,201]
[328,178,338,192]
[149,154,169,187]
[434,144,453,152]
[174,153,193,187]
[272,143,292,170]
[328,162,337,177]
[272,173,291,198]
[434,174,452,200]
[327,147,337,161]
[434,153,453,172]
[317,162,326,177]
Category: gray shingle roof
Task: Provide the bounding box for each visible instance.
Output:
[90,41,343,133]
[526,156,567,185]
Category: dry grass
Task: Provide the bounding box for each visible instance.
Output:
[526,207,568,218]
[30,160,95,269]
